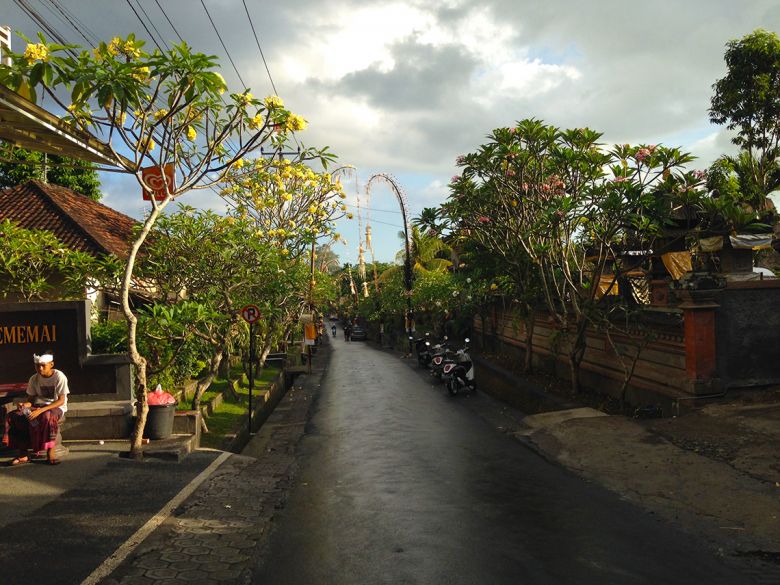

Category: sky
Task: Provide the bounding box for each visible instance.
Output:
[5,0,780,264]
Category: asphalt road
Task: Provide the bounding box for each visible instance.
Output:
[254,333,752,585]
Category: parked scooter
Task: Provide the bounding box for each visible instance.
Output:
[411,333,433,367]
[445,338,475,395]
[428,337,455,380]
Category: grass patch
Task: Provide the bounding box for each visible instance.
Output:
[198,364,281,450]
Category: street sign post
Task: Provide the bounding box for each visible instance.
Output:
[241,305,261,434]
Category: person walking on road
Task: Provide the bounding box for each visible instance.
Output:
[344,323,352,342]
[331,324,337,338]
[5,352,68,466]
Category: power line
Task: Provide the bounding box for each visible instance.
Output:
[133,0,170,51]
[124,0,164,52]
[13,0,73,52]
[154,0,184,43]
[45,0,97,46]
[241,0,278,96]
[344,202,402,215]
[200,0,247,89]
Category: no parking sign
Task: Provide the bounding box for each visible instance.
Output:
[241,305,261,324]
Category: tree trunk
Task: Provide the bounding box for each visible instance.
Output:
[191,347,223,410]
[126,200,167,459]
[567,320,588,395]
[218,343,231,379]
[523,310,535,374]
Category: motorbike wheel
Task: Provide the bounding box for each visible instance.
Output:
[447,378,458,395]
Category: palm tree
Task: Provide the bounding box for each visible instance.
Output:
[380,226,452,284]
[412,207,443,234]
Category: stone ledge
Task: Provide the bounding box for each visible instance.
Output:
[66,400,133,417]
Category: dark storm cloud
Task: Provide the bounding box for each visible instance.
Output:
[309,39,478,111]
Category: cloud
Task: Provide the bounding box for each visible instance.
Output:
[6,0,780,262]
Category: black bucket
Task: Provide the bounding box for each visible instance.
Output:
[144,403,176,439]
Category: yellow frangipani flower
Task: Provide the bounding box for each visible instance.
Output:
[248,113,264,130]
[281,248,290,255]
[146,139,156,152]
[24,43,49,65]
[282,193,293,202]
[153,109,168,121]
[123,41,141,59]
[285,113,307,132]
[490,283,498,291]
[308,205,317,214]
[107,37,122,56]
[233,158,245,169]
[264,95,284,109]
[238,92,254,105]
[186,126,197,141]
[132,66,150,82]
[339,192,347,199]
[346,213,354,220]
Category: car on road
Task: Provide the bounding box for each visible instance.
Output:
[350,325,367,341]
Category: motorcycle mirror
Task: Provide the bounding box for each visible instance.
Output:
[443,335,448,341]
[465,337,470,343]
[425,341,431,346]
[408,336,413,340]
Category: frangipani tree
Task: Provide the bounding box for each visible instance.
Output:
[0,33,328,456]
[450,119,701,393]
[220,158,346,260]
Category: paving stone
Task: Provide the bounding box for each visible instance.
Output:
[117,576,154,585]
[199,561,229,573]
[135,556,170,570]
[160,551,185,563]
[168,560,202,572]
[211,567,244,581]
[181,546,212,557]
[176,568,209,580]
[144,567,180,580]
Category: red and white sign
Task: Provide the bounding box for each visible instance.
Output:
[240,304,262,324]
[142,163,175,201]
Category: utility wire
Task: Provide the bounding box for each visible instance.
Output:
[200,0,247,89]
[133,0,170,51]
[124,0,164,52]
[345,202,402,215]
[44,0,96,46]
[241,0,278,96]
[14,0,73,52]
[154,0,184,43]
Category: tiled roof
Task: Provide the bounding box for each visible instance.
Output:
[0,180,136,258]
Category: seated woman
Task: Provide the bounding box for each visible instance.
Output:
[5,352,69,466]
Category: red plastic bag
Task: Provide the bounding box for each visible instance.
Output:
[148,384,176,405]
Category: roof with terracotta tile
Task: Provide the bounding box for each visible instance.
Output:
[0,180,137,258]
